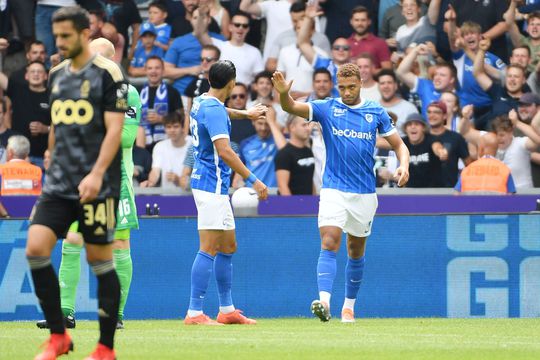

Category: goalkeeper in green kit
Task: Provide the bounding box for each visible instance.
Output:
[37,38,139,330]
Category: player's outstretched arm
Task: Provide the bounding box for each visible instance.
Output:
[78,111,123,203]
[271,71,310,119]
[214,138,268,200]
[385,132,410,187]
[227,103,267,120]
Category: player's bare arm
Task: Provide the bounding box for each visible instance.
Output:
[214,138,268,200]
[272,71,310,119]
[78,111,123,203]
[227,103,267,120]
[384,132,410,187]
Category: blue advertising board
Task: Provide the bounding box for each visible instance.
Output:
[1,215,539,320]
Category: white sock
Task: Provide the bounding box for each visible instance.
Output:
[187,310,203,318]
[219,305,235,314]
[319,291,331,306]
[343,298,356,311]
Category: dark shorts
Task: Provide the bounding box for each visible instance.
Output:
[32,194,118,245]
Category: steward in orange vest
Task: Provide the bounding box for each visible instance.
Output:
[0,135,42,195]
[455,155,516,194]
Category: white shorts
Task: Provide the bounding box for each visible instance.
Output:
[318,188,378,237]
[192,189,235,231]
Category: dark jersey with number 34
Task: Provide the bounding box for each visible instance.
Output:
[45,55,128,199]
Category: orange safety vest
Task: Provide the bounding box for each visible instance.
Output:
[0,159,42,195]
[460,156,511,194]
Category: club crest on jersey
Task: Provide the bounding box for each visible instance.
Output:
[365,114,373,123]
[80,80,90,98]
[333,107,347,117]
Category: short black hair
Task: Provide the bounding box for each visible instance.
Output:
[231,11,251,24]
[52,6,90,32]
[233,82,248,93]
[313,67,332,81]
[89,9,105,22]
[376,68,397,82]
[28,40,45,52]
[209,60,236,89]
[290,1,306,13]
[149,1,168,13]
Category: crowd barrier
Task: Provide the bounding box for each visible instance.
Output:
[1,214,539,320]
[2,192,540,217]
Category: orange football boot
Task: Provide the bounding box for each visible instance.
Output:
[216,310,257,325]
[34,332,73,360]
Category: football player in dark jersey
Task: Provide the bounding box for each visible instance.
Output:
[26,7,127,360]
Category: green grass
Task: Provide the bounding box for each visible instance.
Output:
[1,318,539,359]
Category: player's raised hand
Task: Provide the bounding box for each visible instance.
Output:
[246,103,267,121]
[271,71,293,95]
[252,179,268,200]
[393,165,409,187]
[78,171,103,203]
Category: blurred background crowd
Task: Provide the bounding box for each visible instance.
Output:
[1,0,540,199]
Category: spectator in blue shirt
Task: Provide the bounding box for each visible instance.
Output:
[396,43,459,117]
[233,107,286,188]
[164,8,225,98]
[145,1,172,52]
[128,23,165,78]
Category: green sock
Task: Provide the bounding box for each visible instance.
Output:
[58,242,83,317]
[113,248,133,320]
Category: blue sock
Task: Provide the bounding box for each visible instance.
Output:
[345,256,365,299]
[214,252,233,307]
[317,250,337,293]
[189,251,215,311]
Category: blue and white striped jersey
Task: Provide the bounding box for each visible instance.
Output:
[190,94,231,195]
[308,98,396,194]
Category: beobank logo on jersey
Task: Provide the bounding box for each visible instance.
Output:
[332,126,373,140]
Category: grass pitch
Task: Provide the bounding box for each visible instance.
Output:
[1,318,539,359]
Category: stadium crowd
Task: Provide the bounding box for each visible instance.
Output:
[1,0,540,199]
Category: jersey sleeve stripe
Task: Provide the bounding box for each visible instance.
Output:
[48,59,70,75]
[380,128,398,137]
[93,55,125,82]
[211,134,230,142]
[307,103,314,122]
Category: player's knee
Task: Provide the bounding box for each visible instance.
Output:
[321,236,339,251]
[26,246,48,257]
[219,241,237,254]
[200,243,219,256]
[65,231,84,246]
[112,239,130,250]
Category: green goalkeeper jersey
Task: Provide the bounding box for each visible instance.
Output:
[116,84,140,230]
